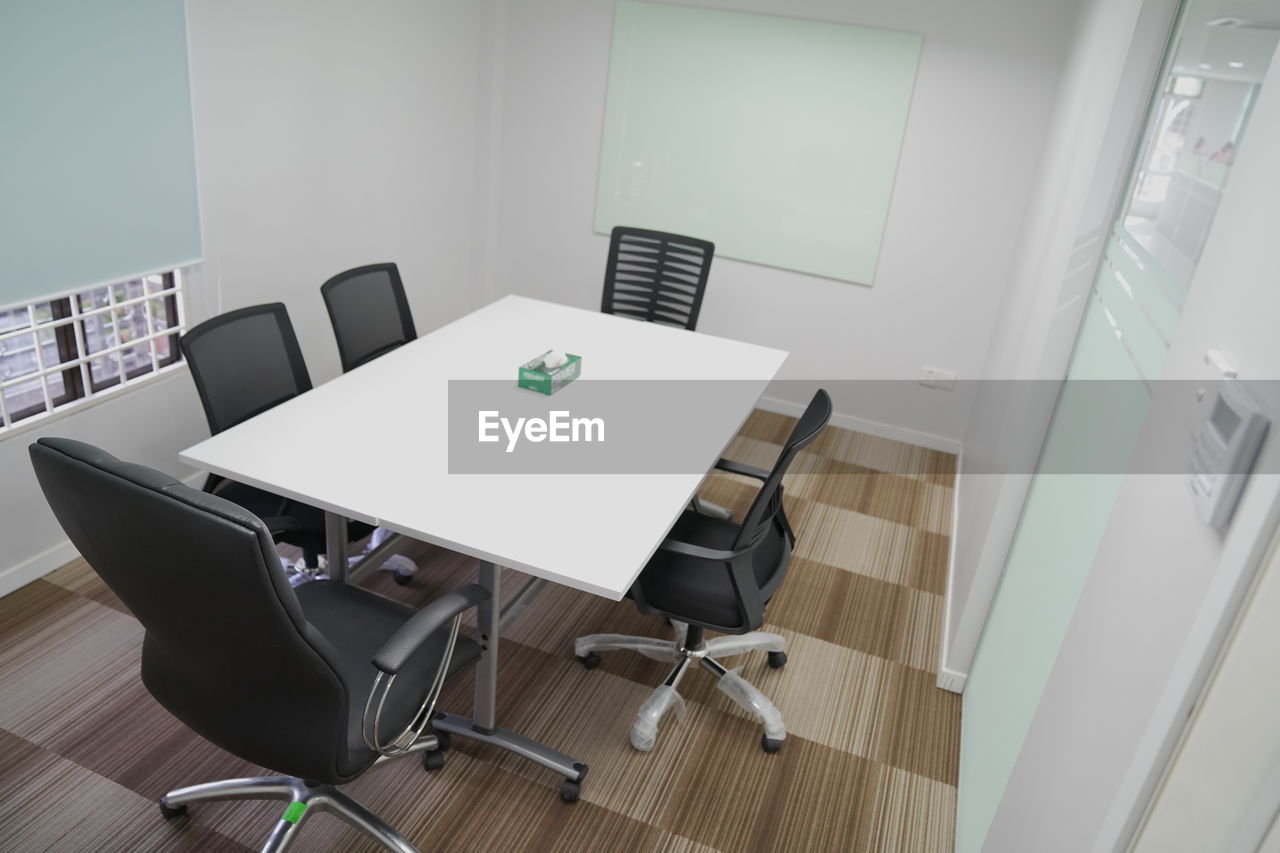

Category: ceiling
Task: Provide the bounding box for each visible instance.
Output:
[1173,0,1280,83]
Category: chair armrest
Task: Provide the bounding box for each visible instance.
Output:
[373,584,490,674]
[657,536,751,563]
[714,459,770,481]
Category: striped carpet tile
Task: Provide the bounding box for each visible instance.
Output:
[0,409,958,852]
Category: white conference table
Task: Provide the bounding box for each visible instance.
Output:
[181,294,787,795]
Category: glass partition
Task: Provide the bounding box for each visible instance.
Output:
[958,3,1280,851]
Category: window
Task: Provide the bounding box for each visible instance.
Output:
[0,271,184,430]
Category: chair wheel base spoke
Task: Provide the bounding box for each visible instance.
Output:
[560,778,582,802]
[761,735,783,754]
[158,800,188,820]
[767,651,788,669]
[577,652,601,670]
[422,750,446,772]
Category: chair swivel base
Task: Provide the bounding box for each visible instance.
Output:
[159,774,418,853]
[574,622,788,753]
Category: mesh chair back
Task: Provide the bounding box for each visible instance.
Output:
[180,303,312,435]
[601,226,713,331]
[29,438,355,783]
[321,263,417,372]
[732,390,832,553]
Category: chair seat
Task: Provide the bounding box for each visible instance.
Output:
[634,510,786,632]
[296,581,481,775]
[213,480,376,551]
[211,480,287,518]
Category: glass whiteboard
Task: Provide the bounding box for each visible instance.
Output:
[594,2,922,286]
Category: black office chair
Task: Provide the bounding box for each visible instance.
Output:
[321,263,417,374]
[575,390,832,753]
[180,303,374,568]
[318,266,422,584]
[29,438,485,853]
[602,227,728,517]
[601,226,714,331]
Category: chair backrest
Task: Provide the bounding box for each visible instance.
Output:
[732,389,833,553]
[601,226,714,331]
[180,303,312,435]
[320,263,417,373]
[29,438,358,783]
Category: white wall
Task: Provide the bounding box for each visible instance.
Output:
[1132,527,1280,853]
[979,43,1280,852]
[942,0,1178,683]
[486,0,1082,444]
[185,0,494,383]
[0,0,493,595]
[0,370,208,595]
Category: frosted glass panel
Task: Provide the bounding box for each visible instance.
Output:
[956,1,1280,849]
[594,1,922,285]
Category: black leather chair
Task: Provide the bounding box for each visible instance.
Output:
[601,226,714,331]
[575,390,831,753]
[321,263,417,374]
[180,303,374,568]
[29,438,484,853]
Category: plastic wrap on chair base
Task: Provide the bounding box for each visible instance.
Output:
[629,685,687,751]
[716,668,786,742]
[705,632,785,659]
[574,634,679,663]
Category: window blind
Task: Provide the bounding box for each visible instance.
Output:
[0,0,202,308]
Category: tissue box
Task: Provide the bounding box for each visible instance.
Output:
[517,350,582,395]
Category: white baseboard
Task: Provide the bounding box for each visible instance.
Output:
[756,395,962,455]
[0,470,208,600]
[0,539,81,599]
[937,666,968,693]
[938,447,967,694]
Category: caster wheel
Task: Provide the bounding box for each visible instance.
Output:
[767,651,788,669]
[422,750,445,772]
[577,652,601,670]
[761,734,783,754]
[159,800,188,820]
[392,568,413,586]
[434,730,451,751]
[560,779,582,802]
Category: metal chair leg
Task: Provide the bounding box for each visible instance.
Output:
[574,633,679,662]
[158,775,421,853]
[319,788,419,853]
[576,623,791,752]
[260,811,307,853]
[704,631,785,659]
[701,656,786,750]
[161,776,300,809]
[630,656,693,751]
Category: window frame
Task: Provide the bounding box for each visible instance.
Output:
[0,270,186,432]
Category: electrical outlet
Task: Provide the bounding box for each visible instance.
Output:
[919,366,956,391]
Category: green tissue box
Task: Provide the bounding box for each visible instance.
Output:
[517,350,581,395]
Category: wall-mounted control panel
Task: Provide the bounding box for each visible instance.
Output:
[1189,379,1269,529]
